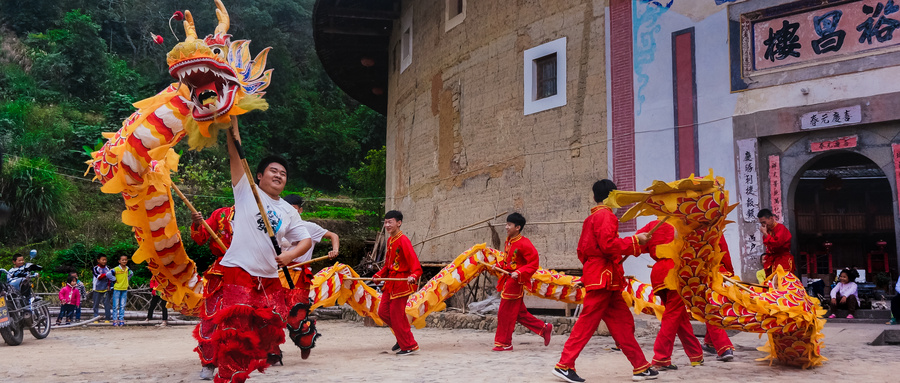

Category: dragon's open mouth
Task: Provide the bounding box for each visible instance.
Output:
[168,57,240,121]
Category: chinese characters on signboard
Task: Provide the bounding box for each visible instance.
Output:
[753,1,900,70]
[744,232,762,258]
[893,143,900,216]
[736,139,760,223]
[768,155,783,223]
[810,135,859,152]
[801,105,862,129]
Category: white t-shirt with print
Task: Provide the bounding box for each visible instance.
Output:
[219,174,310,278]
[290,221,329,265]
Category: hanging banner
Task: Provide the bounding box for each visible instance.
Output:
[810,135,858,152]
[893,143,900,216]
[768,155,783,222]
[736,139,761,223]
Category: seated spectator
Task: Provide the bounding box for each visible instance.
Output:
[829,268,859,319]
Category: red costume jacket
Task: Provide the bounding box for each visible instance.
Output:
[577,205,641,292]
[495,234,540,299]
[636,220,675,294]
[374,231,423,299]
[190,206,235,257]
[762,223,793,272]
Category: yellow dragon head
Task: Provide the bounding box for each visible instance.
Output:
[165,0,272,147]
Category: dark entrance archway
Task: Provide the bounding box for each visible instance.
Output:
[793,152,897,281]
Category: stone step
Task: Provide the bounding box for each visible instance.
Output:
[871,329,900,345]
[826,309,892,319]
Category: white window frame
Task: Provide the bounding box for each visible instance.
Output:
[445,0,466,32]
[523,37,567,115]
[400,9,413,73]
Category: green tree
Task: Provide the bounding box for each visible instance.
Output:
[28,10,112,101]
[0,156,73,242]
[347,146,386,213]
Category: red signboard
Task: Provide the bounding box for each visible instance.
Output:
[768,155,783,222]
[753,0,900,71]
[810,135,858,152]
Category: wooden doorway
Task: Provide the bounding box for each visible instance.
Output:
[793,152,897,280]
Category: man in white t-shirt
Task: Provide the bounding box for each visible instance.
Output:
[195,125,313,383]
[279,194,340,289]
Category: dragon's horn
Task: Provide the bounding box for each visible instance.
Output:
[183,10,198,42]
[214,0,230,35]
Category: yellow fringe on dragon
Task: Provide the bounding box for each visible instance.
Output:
[606,170,826,368]
[86,0,272,315]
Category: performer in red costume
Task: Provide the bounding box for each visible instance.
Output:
[636,220,704,371]
[757,209,794,277]
[552,179,657,383]
[190,206,235,258]
[491,212,553,351]
[281,194,340,291]
[194,122,313,383]
[701,235,735,362]
[191,205,234,373]
[372,210,423,355]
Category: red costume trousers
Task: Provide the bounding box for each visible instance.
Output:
[378,294,418,351]
[194,265,308,383]
[556,289,651,374]
[494,296,546,347]
[651,290,703,366]
[703,324,734,355]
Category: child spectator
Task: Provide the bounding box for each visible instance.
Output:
[92,255,113,322]
[145,279,168,327]
[57,275,80,325]
[829,268,859,319]
[68,271,87,322]
[110,255,133,326]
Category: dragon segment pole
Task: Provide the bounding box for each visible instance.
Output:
[228,117,295,289]
[477,260,510,275]
[294,254,333,268]
[171,184,228,251]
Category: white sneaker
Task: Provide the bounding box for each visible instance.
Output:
[199,366,215,380]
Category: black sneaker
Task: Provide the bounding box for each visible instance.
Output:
[552,367,585,383]
[716,349,734,362]
[266,353,283,366]
[701,343,716,355]
[655,364,677,371]
[396,348,418,356]
[633,368,659,381]
[391,343,400,352]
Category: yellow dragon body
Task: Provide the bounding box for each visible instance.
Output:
[309,172,823,368]
[88,0,271,315]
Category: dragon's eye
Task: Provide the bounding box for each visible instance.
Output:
[213,48,222,55]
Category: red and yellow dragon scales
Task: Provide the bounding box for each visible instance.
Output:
[88,0,271,314]
[605,171,826,368]
[311,172,824,369]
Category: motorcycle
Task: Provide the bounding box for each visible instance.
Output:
[0,263,51,345]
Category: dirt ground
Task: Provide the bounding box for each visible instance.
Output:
[2,319,897,383]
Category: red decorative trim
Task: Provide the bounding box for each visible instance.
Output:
[673,28,698,179]
[610,0,636,232]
